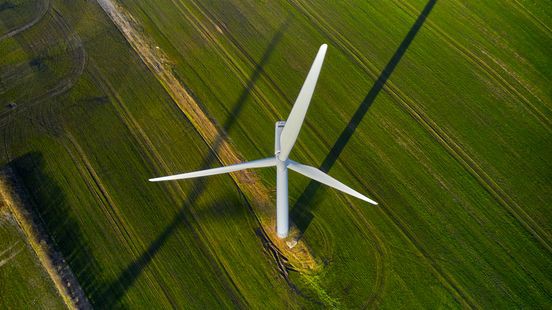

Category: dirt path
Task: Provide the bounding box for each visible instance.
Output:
[94,0,318,272]
[0,167,91,309]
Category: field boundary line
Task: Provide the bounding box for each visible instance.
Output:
[0,0,50,42]
[511,0,552,36]
[288,0,552,254]
[0,166,91,309]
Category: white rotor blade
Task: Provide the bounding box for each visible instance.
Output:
[149,157,277,182]
[287,160,378,205]
[279,44,328,160]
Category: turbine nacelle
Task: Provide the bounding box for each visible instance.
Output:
[274,121,286,157]
[150,44,378,238]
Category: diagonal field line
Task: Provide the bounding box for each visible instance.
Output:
[94,0,318,273]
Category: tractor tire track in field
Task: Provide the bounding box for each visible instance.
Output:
[0,241,22,268]
[175,0,390,305]
[0,0,50,42]
[511,0,552,37]
[85,60,246,307]
[0,9,86,128]
[288,0,552,254]
[392,0,551,129]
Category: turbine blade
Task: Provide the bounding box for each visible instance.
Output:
[279,44,328,160]
[149,157,277,182]
[287,160,378,205]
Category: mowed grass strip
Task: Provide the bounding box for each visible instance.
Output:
[115,0,552,307]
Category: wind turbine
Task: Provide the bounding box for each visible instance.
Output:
[150,44,377,238]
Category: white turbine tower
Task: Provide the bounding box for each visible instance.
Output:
[150,44,377,238]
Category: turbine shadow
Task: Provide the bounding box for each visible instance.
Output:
[95,19,290,307]
[291,0,437,235]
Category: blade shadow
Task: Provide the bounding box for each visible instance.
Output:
[291,0,437,235]
[95,18,290,307]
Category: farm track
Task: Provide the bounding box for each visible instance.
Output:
[288,0,552,255]
[94,0,319,277]
[393,0,552,129]
[0,0,50,42]
[174,0,389,305]
[0,9,86,129]
[0,168,91,309]
[85,60,245,307]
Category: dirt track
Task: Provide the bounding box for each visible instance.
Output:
[94,0,318,272]
[0,167,91,310]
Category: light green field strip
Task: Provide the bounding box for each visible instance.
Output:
[287,0,551,253]
[0,212,65,309]
[512,0,552,35]
[389,0,551,128]
[114,0,551,307]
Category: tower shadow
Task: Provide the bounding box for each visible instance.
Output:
[291,0,437,235]
[94,19,290,308]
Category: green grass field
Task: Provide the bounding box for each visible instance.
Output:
[0,0,550,308]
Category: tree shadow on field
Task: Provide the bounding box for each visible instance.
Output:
[94,19,290,308]
[8,152,101,307]
[291,0,437,235]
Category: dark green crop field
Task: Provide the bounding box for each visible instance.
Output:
[0,0,550,308]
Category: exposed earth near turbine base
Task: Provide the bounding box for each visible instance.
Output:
[0,0,550,308]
